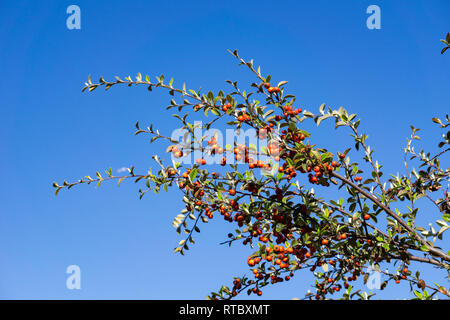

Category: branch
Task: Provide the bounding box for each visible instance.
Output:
[331,171,450,262]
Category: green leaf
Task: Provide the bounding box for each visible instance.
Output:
[319,103,326,114]
[432,118,443,125]
[189,168,198,181]
[303,111,314,118]
[413,290,422,299]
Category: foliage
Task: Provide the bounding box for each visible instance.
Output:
[441,33,450,54]
[54,47,450,300]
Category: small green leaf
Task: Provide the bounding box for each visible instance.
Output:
[190,168,198,181]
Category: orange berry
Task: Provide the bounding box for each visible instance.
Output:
[173,150,183,158]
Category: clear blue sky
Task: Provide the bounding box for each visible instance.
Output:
[0,0,449,299]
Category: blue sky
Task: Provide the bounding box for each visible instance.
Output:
[0,0,449,299]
